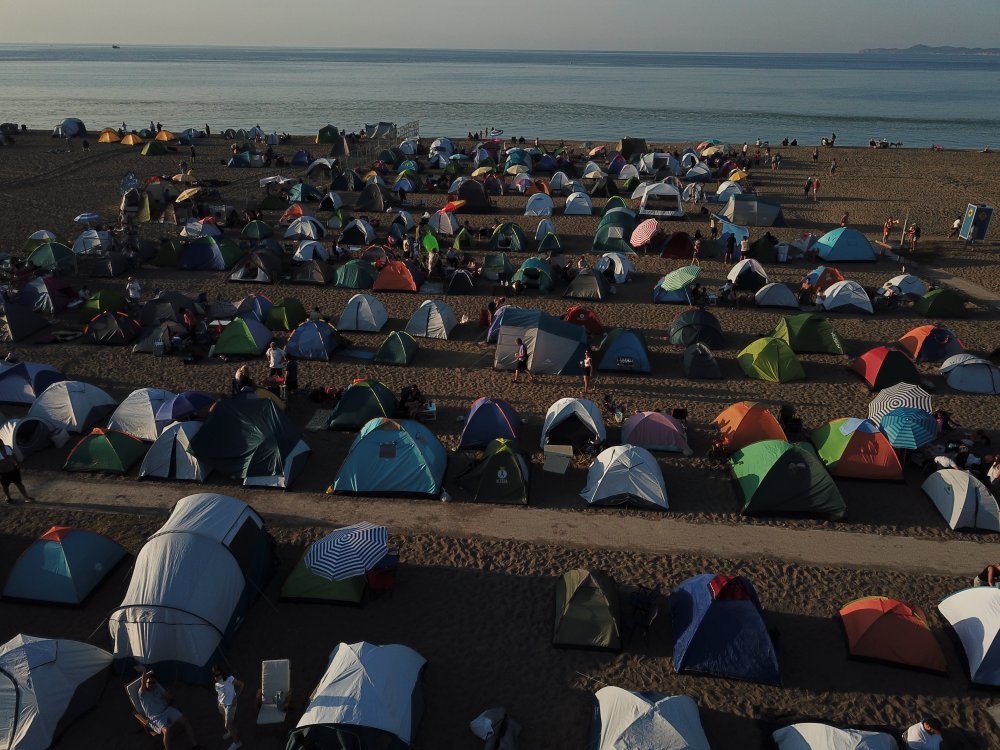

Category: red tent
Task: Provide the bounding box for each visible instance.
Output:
[839,596,946,672]
[563,305,605,336]
[660,231,694,259]
[849,346,920,390]
[373,260,424,292]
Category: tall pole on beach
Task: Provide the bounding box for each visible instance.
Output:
[898,210,909,249]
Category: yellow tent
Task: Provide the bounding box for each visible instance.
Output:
[472,166,494,177]
[121,134,144,146]
[729,169,750,182]
[154,130,176,141]
[98,131,120,143]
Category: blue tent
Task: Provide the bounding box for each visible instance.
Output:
[288,182,321,203]
[332,418,446,497]
[178,237,239,270]
[595,329,651,373]
[815,227,877,262]
[227,152,252,168]
[236,293,274,323]
[3,526,126,604]
[536,154,557,172]
[286,320,345,361]
[0,361,64,404]
[670,573,782,685]
[291,150,312,166]
[486,305,524,343]
[458,397,522,449]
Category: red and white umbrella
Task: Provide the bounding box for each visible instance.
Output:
[630,218,659,248]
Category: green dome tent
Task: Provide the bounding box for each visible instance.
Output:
[737,337,805,383]
[456,438,529,505]
[769,313,844,354]
[280,550,366,604]
[28,242,77,275]
[915,288,967,318]
[315,124,340,144]
[373,330,417,365]
[488,223,529,251]
[327,379,396,430]
[154,238,184,267]
[668,309,723,348]
[481,253,517,281]
[63,428,148,474]
[553,569,622,651]
[79,290,129,322]
[333,260,377,289]
[214,318,272,356]
[730,440,847,520]
[266,297,307,331]
[511,257,556,293]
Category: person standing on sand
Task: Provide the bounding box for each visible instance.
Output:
[212,664,244,750]
[0,439,33,505]
[512,338,533,383]
[812,147,819,162]
[581,349,593,394]
[267,341,285,377]
[829,158,837,175]
[691,238,702,267]
[126,276,141,307]
[841,212,849,227]
[725,233,736,264]
[883,217,895,244]
[811,177,820,202]
[738,236,749,263]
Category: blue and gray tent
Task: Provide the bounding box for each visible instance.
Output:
[493,309,587,375]
[286,320,347,361]
[331,418,446,498]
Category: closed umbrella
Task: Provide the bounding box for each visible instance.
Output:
[630,218,659,248]
[868,382,933,425]
[880,407,938,449]
[304,522,389,580]
[155,390,216,422]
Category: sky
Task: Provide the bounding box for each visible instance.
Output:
[3,0,999,52]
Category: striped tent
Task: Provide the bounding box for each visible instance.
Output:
[304,522,388,581]
[867,383,933,425]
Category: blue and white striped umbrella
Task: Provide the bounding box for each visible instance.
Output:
[304,522,388,581]
[879,407,938,449]
[868,382,933,425]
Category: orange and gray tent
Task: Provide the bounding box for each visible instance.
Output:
[83,312,142,345]
[849,346,920,390]
[898,325,964,362]
[373,260,424,292]
[713,401,786,453]
[801,266,844,294]
[810,418,903,480]
[839,596,946,672]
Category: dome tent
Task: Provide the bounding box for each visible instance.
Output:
[494,309,587,376]
[850,346,921,390]
[337,293,388,332]
[333,259,377,289]
[331,418,446,498]
[404,299,458,339]
[670,573,781,684]
[139,421,211,483]
[770,313,844,354]
[266,297,308,331]
[815,227,877,262]
[373,330,418,365]
[939,587,1000,686]
[214,317,272,356]
[553,569,621,651]
[737,337,805,383]
[940,353,1000,394]
[898,325,964,362]
[27,380,116,434]
[540,398,606,451]
[592,688,710,750]
[810,418,903,480]
[683,343,722,379]
[564,269,611,301]
[755,282,799,309]
[621,411,690,453]
[773,723,897,750]
[713,401,786,453]
[668,309,723,348]
[915,288,967,318]
[594,328,650,373]
[286,320,347,361]
[63,428,148,474]
[458,397,521,450]
[107,387,175,441]
[580,445,668,509]
[327,379,396,430]
[109,493,274,682]
[456,438,529,505]
[921,468,1000,532]
[822,280,873,314]
[0,361,64,405]
[838,596,946,672]
[726,258,768,292]
[563,305,605,336]
[0,302,49,342]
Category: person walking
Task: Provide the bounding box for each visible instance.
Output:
[738,236,749,262]
[725,233,736,264]
[691,238,702,267]
[0,439,32,504]
[512,337,533,383]
[266,341,285,377]
[829,158,837,175]
[811,177,820,202]
[883,217,896,244]
[581,349,593,394]
[126,276,141,307]
[212,664,244,750]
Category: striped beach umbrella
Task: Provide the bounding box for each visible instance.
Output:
[658,265,701,292]
[879,407,938,449]
[630,218,659,248]
[868,382,933,425]
[304,522,389,581]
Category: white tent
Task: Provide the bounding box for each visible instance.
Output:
[772,722,897,750]
[940,354,1000,394]
[525,193,554,216]
[448,176,469,194]
[821,280,873,314]
[399,138,418,155]
[28,381,116,434]
[180,219,221,239]
[0,417,69,461]
[109,493,271,681]
[285,216,326,240]
[338,293,388,332]
[581,445,668,509]
[637,183,684,219]
[716,180,743,200]
[404,299,458,340]
[549,171,571,192]
[540,398,606,449]
[0,634,113,750]
[939,586,1000,686]
[139,421,210,482]
[594,252,634,284]
[305,157,337,175]
[428,210,459,236]
[391,210,416,233]
[594,687,710,750]
[319,191,344,210]
[71,229,110,255]
[509,173,533,194]
[755,282,800,308]
[0,361,64,403]
[107,387,174,441]
[429,137,454,155]
[341,218,376,247]
[618,164,639,181]
[293,642,426,747]
[922,469,1000,531]
[564,192,593,215]
[535,219,555,241]
[885,274,927,298]
[582,161,604,179]
[293,240,330,262]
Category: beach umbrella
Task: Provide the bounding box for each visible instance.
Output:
[441,200,465,213]
[588,145,607,157]
[172,172,197,184]
[697,139,722,150]
[27,230,58,242]
[658,265,701,292]
[176,187,201,203]
[630,218,659,248]
[728,170,750,182]
[879,407,938,449]
[700,146,723,157]
[304,522,389,581]
[868,382,933,425]
[154,390,216,422]
[506,164,530,175]
[74,212,101,224]
[472,166,494,177]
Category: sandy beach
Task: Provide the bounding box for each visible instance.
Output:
[0,130,999,748]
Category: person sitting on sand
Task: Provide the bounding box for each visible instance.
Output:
[976,562,1000,588]
[137,668,201,750]
[904,717,943,750]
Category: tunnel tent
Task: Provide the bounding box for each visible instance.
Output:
[494,309,587,375]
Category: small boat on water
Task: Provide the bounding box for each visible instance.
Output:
[112,44,121,49]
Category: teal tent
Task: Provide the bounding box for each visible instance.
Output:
[374,331,418,365]
[331,418,446,498]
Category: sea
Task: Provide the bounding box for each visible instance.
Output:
[1,45,998,149]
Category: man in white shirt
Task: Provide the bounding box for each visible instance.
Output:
[266,341,285,376]
[126,276,141,306]
[137,669,200,749]
[904,717,944,749]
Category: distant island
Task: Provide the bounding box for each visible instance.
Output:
[861,44,1000,56]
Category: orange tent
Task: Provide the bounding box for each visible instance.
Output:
[713,401,786,453]
[839,596,946,672]
[120,134,144,146]
[898,325,965,362]
[525,179,551,196]
[98,130,120,143]
[373,260,423,292]
[801,266,844,293]
[279,203,309,224]
[810,418,903,480]
[154,130,176,141]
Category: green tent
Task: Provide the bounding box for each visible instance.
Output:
[481,253,516,281]
[738,337,805,382]
[280,551,366,604]
[333,260,377,289]
[769,313,844,354]
[80,290,129,322]
[154,238,184,267]
[730,439,847,520]
[373,330,417,365]
[601,196,630,216]
[327,378,396,430]
[537,232,562,254]
[241,220,273,240]
[511,257,556,293]
[214,317,272,355]
[27,242,76,275]
[23,236,66,254]
[488,223,528,251]
[315,124,340,144]
[140,141,168,156]
[266,297,307,331]
[453,227,474,250]
[553,569,622,651]
[915,288,967,318]
[63,428,148,474]
[421,233,439,252]
[456,438,529,505]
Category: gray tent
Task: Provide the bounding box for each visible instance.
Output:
[287,642,426,750]
[564,269,611,301]
[0,634,112,750]
[719,194,786,227]
[0,417,69,460]
[139,421,211,482]
[494,310,587,375]
[338,293,388,332]
[27,380,117,434]
[404,299,458,339]
[592,688,710,750]
[683,343,722,379]
[580,445,668,509]
[229,250,282,283]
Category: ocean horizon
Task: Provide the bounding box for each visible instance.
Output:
[1,44,997,148]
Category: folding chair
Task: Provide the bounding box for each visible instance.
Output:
[256,659,291,728]
[125,678,158,738]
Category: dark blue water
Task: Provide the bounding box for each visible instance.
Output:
[1,45,997,148]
